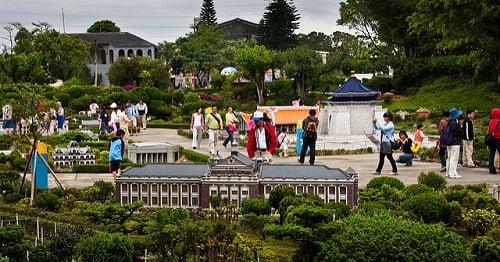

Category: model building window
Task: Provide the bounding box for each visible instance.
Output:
[131,184,138,193]
[181,184,188,193]
[318,186,325,195]
[296,186,304,194]
[191,185,199,193]
[307,186,315,193]
[171,184,178,193]
[191,197,199,207]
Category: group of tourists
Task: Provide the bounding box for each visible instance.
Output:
[188,106,319,165]
[98,99,148,138]
[372,107,500,178]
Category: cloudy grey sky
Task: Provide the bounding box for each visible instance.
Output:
[0,0,347,46]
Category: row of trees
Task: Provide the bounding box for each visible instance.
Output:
[2,171,500,261]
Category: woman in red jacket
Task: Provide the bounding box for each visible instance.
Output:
[488,108,500,174]
[246,111,278,163]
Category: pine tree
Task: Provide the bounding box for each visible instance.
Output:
[257,0,300,51]
[199,0,217,26]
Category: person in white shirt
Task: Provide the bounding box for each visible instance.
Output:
[89,100,99,120]
[2,104,13,136]
[190,107,205,149]
[109,103,120,134]
[136,99,148,130]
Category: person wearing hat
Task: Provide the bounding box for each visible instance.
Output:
[446,107,465,178]
[246,111,278,162]
[299,109,319,165]
[109,102,120,134]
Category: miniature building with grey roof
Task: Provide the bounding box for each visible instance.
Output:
[127,142,180,164]
[52,141,95,168]
[115,149,358,209]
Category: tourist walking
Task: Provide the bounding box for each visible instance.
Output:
[109,103,120,134]
[136,99,148,130]
[462,109,476,167]
[109,129,125,179]
[190,107,205,149]
[438,109,450,172]
[395,130,414,166]
[99,105,109,135]
[372,112,398,175]
[119,105,131,140]
[89,100,99,120]
[487,108,500,174]
[246,111,278,163]
[298,109,319,165]
[223,106,239,148]
[205,105,224,155]
[445,108,464,179]
[126,100,138,136]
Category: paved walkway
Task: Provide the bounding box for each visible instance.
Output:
[49,128,500,191]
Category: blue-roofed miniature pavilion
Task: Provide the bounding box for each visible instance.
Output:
[316,72,386,144]
[325,72,380,103]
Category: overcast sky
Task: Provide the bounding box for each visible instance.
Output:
[0,0,348,46]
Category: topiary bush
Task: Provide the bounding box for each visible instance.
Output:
[418,171,447,192]
[403,184,434,200]
[401,192,450,223]
[315,214,472,262]
[470,236,500,262]
[366,176,405,190]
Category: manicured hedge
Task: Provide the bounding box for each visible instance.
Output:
[72,163,145,173]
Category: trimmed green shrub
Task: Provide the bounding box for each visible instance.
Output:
[366,176,405,190]
[315,215,472,262]
[401,192,450,223]
[240,197,271,216]
[418,171,447,192]
[403,184,434,200]
[470,236,500,262]
[74,233,134,262]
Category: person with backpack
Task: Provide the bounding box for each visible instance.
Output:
[444,108,465,179]
[299,109,319,165]
[109,129,126,179]
[205,105,224,155]
[437,109,450,172]
[372,112,398,175]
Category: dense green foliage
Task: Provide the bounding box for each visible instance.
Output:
[199,0,217,26]
[87,20,120,33]
[401,192,450,223]
[257,0,300,51]
[315,215,472,262]
[74,233,134,262]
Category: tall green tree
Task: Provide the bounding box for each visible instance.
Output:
[408,0,500,84]
[234,45,272,104]
[199,0,217,26]
[298,32,334,52]
[283,46,322,99]
[257,0,300,51]
[175,24,228,87]
[87,20,121,33]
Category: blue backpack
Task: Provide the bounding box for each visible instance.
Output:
[439,123,453,146]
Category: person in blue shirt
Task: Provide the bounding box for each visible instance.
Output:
[372,112,398,175]
[109,129,125,179]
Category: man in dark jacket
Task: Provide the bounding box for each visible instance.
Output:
[462,109,476,167]
[446,108,464,178]
[299,109,319,165]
